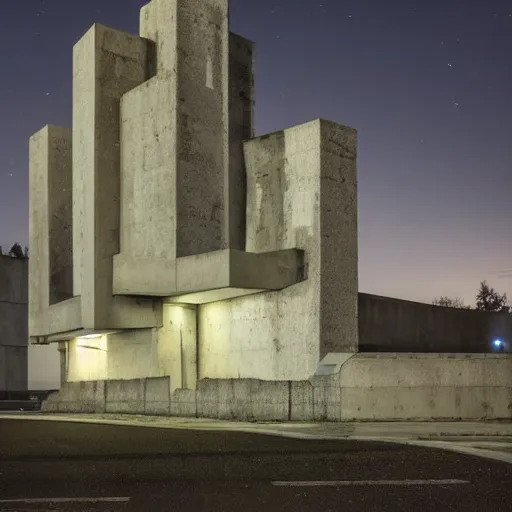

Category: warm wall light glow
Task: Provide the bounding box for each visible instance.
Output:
[69,335,108,381]
[76,334,108,352]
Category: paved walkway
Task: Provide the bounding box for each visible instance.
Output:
[2,412,512,464]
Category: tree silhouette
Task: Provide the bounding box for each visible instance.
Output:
[475,281,509,313]
[432,296,471,309]
[8,243,25,259]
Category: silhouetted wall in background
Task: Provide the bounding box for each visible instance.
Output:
[0,255,28,390]
[358,293,511,353]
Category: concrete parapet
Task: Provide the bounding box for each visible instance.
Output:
[289,381,314,421]
[311,374,342,422]
[105,379,146,414]
[197,378,289,421]
[42,380,106,413]
[170,389,197,418]
[144,377,171,416]
[338,353,512,420]
[40,354,512,421]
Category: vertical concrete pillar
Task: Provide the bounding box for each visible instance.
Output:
[29,125,72,337]
[319,121,358,354]
[72,24,160,329]
[157,304,198,391]
[58,342,67,385]
[114,0,254,295]
[174,0,229,257]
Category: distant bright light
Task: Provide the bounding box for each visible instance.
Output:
[493,339,503,348]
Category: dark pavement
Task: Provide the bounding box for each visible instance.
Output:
[1,419,512,511]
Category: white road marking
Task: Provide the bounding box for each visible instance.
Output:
[272,479,470,487]
[0,497,130,504]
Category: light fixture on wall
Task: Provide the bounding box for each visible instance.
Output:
[76,334,108,352]
[80,334,103,340]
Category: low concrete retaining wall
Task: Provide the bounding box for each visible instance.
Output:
[339,353,512,420]
[42,354,512,421]
[43,380,106,413]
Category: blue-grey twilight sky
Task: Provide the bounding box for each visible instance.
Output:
[1,0,511,306]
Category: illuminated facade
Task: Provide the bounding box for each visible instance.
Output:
[29,0,358,390]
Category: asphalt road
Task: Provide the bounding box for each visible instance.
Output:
[1,419,512,511]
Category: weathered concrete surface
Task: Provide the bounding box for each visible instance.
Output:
[64,307,196,393]
[72,23,161,331]
[144,376,171,415]
[196,379,289,421]
[105,379,146,414]
[197,120,358,382]
[157,304,197,391]
[114,0,250,296]
[112,3,259,299]
[170,388,197,417]
[167,249,304,302]
[0,256,28,391]
[337,353,512,420]
[42,354,512,421]
[359,293,512,353]
[29,125,74,338]
[42,380,106,413]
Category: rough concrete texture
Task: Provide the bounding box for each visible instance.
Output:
[43,352,512,421]
[197,120,358,382]
[113,0,254,296]
[105,379,146,414]
[28,125,73,337]
[64,307,196,393]
[359,293,512,353]
[72,23,161,331]
[144,376,171,415]
[30,0,300,354]
[196,379,290,421]
[43,380,106,413]
[337,353,512,420]
[289,381,314,421]
[0,256,28,390]
[170,389,198,418]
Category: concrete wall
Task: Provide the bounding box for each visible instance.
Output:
[44,353,512,421]
[337,353,512,420]
[0,256,28,391]
[197,120,358,382]
[359,293,512,353]
[65,304,196,391]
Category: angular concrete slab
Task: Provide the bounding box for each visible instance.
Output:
[162,249,305,304]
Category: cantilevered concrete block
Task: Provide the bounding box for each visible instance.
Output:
[113,0,255,295]
[197,119,358,381]
[167,248,305,304]
[72,24,161,330]
[116,247,304,300]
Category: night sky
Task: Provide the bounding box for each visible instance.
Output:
[1,0,511,306]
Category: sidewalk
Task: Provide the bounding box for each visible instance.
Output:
[2,412,512,464]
